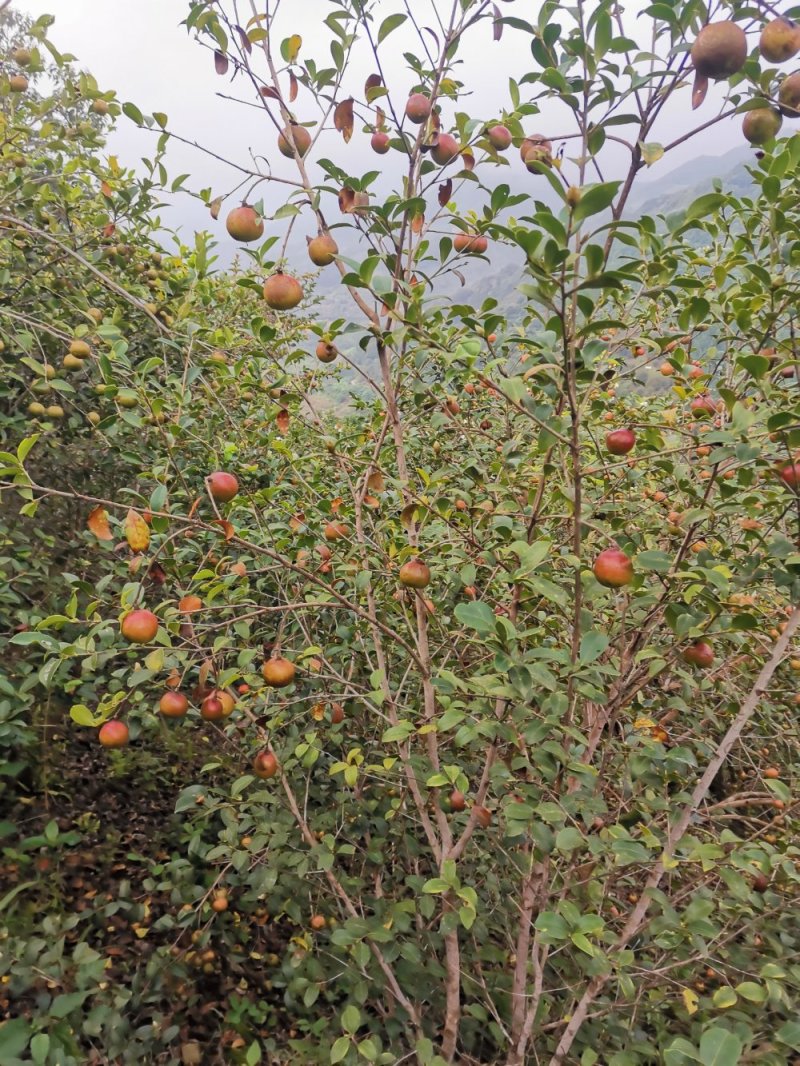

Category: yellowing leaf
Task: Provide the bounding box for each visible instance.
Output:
[682,987,699,1015]
[145,648,165,671]
[633,716,656,733]
[125,508,150,552]
[87,505,113,541]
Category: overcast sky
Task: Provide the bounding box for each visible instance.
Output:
[12,0,747,247]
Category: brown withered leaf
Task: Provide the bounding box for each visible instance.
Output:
[214,50,229,75]
[334,97,355,143]
[493,4,503,40]
[400,503,419,531]
[260,85,281,100]
[198,660,212,691]
[367,470,385,493]
[289,70,298,102]
[100,181,113,198]
[235,25,252,53]
[209,195,223,221]
[102,222,116,238]
[125,509,150,553]
[375,106,386,130]
[692,72,708,110]
[461,151,475,172]
[364,495,380,509]
[411,213,425,233]
[87,505,113,541]
[128,556,142,574]
[438,178,452,207]
[148,562,167,585]
[338,186,356,214]
[187,497,201,518]
[216,519,235,542]
[276,408,290,434]
[330,496,344,513]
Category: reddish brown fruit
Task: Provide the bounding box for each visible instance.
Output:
[263,273,304,310]
[225,205,264,243]
[743,107,783,145]
[253,750,279,778]
[99,720,129,748]
[308,234,338,266]
[473,805,492,828]
[690,395,716,418]
[398,558,431,589]
[324,521,348,541]
[179,595,203,614]
[691,21,747,80]
[752,873,770,893]
[316,341,337,363]
[211,896,229,913]
[207,471,239,502]
[430,132,460,165]
[159,691,189,718]
[121,609,159,643]
[309,914,327,930]
[487,124,512,150]
[330,702,345,725]
[606,428,635,455]
[592,548,634,588]
[453,233,488,254]
[405,92,432,124]
[779,71,800,117]
[371,130,390,154]
[9,74,28,93]
[764,767,780,779]
[261,657,296,687]
[682,641,714,668]
[450,789,466,812]
[278,124,312,157]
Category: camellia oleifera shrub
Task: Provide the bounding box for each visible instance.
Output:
[3,1,800,1064]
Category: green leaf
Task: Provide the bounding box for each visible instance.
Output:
[377,13,407,43]
[711,987,737,1010]
[570,931,596,956]
[734,981,765,1003]
[70,704,99,727]
[776,1021,800,1050]
[572,181,621,223]
[534,911,569,940]
[640,142,664,166]
[422,878,451,894]
[0,1018,31,1058]
[358,1037,378,1061]
[579,631,609,663]
[50,991,89,1018]
[636,550,672,573]
[122,101,144,124]
[341,1004,361,1034]
[30,1033,49,1065]
[698,1027,742,1066]
[454,601,496,636]
[330,1036,351,1064]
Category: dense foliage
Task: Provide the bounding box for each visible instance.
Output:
[2,2,800,1064]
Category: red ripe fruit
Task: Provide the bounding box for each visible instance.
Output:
[201,695,225,721]
[487,124,512,150]
[207,471,239,502]
[449,789,466,812]
[253,750,279,778]
[690,395,716,418]
[606,428,635,455]
[405,92,432,124]
[430,132,460,165]
[99,720,129,748]
[592,548,634,588]
[277,124,312,158]
[473,805,492,828]
[398,558,431,589]
[330,702,345,725]
[371,131,390,154]
[778,463,800,488]
[121,609,159,643]
[159,691,189,718]
[453,233,488,254]
[682,641,714,668]
[263,273,304,310]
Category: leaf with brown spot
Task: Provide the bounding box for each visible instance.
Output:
[276,408,290,434]
[334,98,355,143]
[100,181,113,198]
[367,471,385,493]
[209,196,223,221]
[365,74,384,103]
[411,213,425,233]
[125,509,150,553]
[493,4,503,40]
[235,25,252,53]
[102,222,116,238]
[330,497,344,513]
[214,50,229,75]
[400,503,419,531]
[311,702,325,721]
[87,506,113,541]
[289,70,298,102]
[438,179,452,207]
